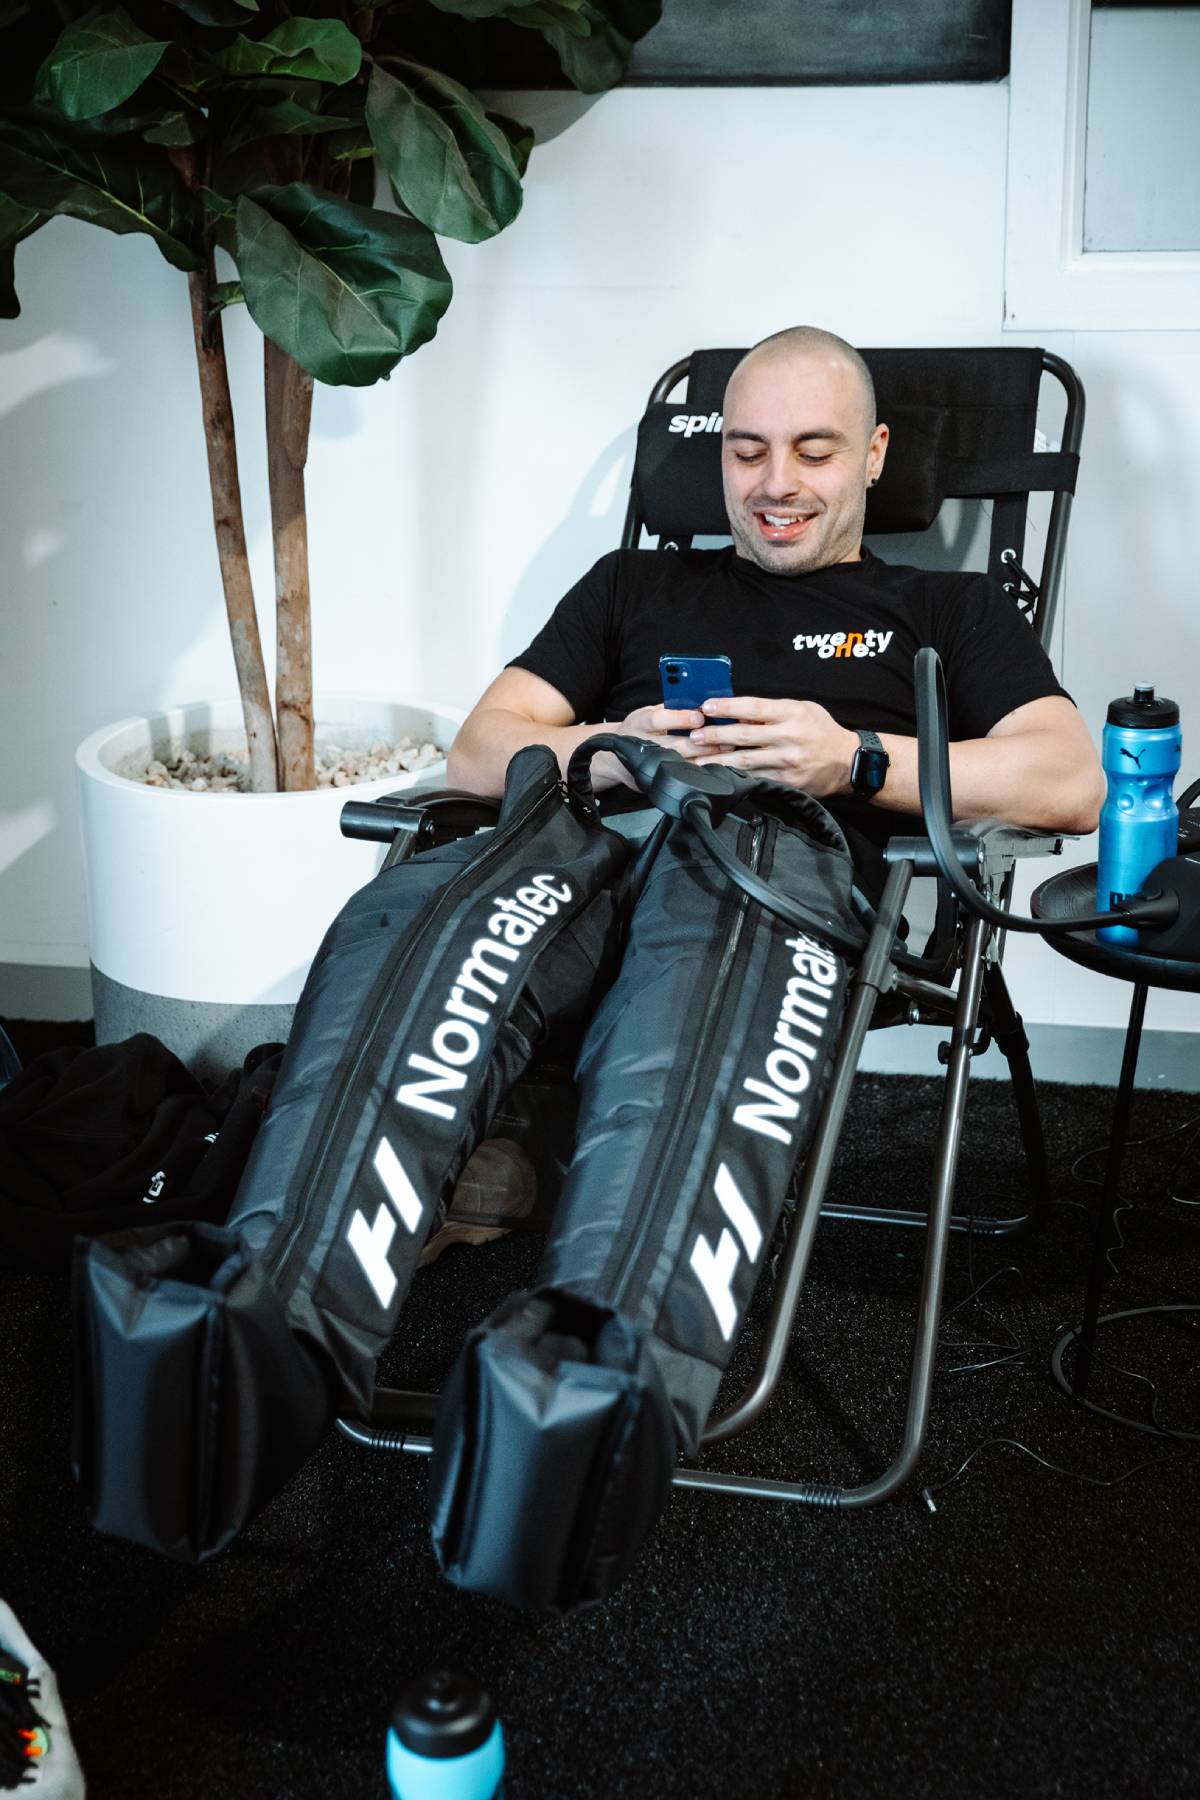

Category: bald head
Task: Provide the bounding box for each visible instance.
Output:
[720,325,889,574]
[728,327,876,438]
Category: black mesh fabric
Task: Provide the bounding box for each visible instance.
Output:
[636,399,948,538]
[632,346,1079,542]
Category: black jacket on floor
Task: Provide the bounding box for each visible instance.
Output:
[0,1035,281,1271]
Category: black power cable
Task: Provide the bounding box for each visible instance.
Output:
[925,1094,1200,1505]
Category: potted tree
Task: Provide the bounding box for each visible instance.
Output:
[0,0,659,1071]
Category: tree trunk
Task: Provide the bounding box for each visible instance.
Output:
[184,265,278,793]
[265,337,315,792]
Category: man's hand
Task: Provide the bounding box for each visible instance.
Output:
[447,669,723,800]
[688,695,858,795]
[600,702,712,789]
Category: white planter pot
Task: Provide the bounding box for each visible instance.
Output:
[76,695,465,1075]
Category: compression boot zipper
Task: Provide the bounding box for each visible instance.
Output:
[607,817,772,1313]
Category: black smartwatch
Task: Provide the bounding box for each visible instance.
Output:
[849,728,889,799]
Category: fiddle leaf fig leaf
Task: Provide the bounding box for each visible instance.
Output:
[427,0,588,23]
[217,19,363,85]
[199,182,238,253]
[487,110,534,178]
[326,128,375,164]
[200,186,235,220]
[0,118,201,270]
[0,247,21,319]
[543,0,662,89]
[509,1,591,29]
[140,108,204,147]
[35,9,170,122]
[0,192,40,245]
[224,92,364,153]
[157,41,219,97]
[234,183,452,386]
[161,0,259,22]
[366,60,522,244]
[0,193,45,320]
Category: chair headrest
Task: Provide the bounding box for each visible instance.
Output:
[632,346,1079,542]
[636,400,948,538]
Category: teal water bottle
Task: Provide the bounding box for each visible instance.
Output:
[386,1669,505,1800]
[1096,683,1182,946]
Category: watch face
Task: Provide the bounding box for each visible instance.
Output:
[853,747,888,796]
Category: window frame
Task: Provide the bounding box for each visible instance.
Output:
[1004,0,1200,332]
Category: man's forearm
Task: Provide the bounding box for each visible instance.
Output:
[871,730,1104,835]
[447,707,626,798]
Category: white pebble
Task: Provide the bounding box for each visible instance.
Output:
[127,733,441,792]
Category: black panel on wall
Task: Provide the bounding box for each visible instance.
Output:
[482,0,1011,89]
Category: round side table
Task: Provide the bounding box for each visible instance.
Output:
[1030,864,1200,1412]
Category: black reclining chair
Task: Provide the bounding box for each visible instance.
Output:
[337,344,1085,1512]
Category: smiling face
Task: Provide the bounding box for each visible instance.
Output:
[721,344,888,575]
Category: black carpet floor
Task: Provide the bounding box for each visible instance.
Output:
[2,1021,1199,1800]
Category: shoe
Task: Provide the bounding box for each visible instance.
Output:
[0,1600,85,1799]
[420,1138,539,1267]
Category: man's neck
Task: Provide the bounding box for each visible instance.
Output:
[731,543,866,573]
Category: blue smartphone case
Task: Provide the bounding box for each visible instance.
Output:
[659,655,733,732]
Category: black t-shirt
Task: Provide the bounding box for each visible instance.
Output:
[509,546,1069,851]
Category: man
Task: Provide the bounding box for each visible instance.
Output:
[437,326,1105,1257]
[448,326,1104,848]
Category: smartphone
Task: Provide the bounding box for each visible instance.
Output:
[659,654,735,734]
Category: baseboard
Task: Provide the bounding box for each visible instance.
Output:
[0,962,93,1021]
[859,1020,1200,1091]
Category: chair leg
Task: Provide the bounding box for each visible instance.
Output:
[820,954,1046,1239]
[980,960,1050,1238]
[680,912,992,1508]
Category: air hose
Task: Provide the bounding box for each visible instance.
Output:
[565,733,871,956]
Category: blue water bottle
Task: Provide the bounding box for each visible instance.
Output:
[1096,683,1181,945]
[386,1669,505,1800]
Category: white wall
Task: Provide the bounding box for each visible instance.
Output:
[2,76,1199,1051]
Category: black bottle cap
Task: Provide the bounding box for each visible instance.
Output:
[1107,685,1179,728]
[391,1668,496,1759]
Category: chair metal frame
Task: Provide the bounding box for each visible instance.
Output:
[338,346,1086,1512]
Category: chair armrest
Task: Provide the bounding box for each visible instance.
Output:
[955,819,1067,883]
[885,820,1066,882]
[339,786,501,847]
[885,822,1069,979]
[955,817,1066,851]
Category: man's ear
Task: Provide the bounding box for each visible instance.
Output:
[867,421,889,485]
